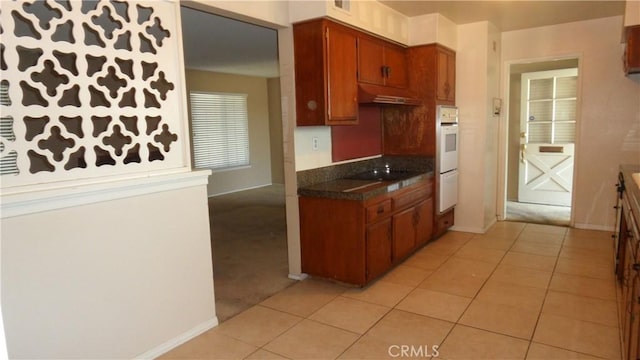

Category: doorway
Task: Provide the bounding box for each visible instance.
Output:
[504,58,579,226]
[180,6,292,322]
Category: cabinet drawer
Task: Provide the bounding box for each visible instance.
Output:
[435,209,454,235]
[393,187,430,211]
[366,200,392,223]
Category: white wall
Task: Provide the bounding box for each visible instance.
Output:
[454,21,501,233]
[185,70,274,196]
[2,184,216,359]
[501,16,640,230]
[408,13,457,49]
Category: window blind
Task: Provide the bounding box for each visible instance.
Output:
[189,91,250,170]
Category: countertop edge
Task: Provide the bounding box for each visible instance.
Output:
[298,171,434,201]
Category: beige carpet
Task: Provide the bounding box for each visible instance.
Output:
[506,200,570,226]
[208,184,295,322]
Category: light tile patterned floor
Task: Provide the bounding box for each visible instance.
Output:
[160,222,621,360]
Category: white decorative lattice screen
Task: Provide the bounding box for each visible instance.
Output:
[0,0,188,189]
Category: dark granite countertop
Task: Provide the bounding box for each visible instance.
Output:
[620,164,640,223]
[297,155,434,201]
[298,171,433,201]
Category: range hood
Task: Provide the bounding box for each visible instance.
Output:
[358,83,422,106]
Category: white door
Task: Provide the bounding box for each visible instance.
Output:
[518,68,578,206]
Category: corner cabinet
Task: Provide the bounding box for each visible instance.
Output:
[299,177,433,286]
[293,19,358,126]
[357,36,408,89]
[436,46,456,103]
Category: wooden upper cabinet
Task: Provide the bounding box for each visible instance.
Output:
[436,46,455,103]
[357,36,408,89]
[625,25,640,75]
[293,19,358,126]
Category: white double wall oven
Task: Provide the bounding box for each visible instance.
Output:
[437,105,459,214]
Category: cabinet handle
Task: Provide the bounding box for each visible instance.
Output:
[380,66,387,78]
[386,66,391,78]
[377,206,385,214]
[633,263,640,271]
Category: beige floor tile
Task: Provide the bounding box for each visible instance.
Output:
[309,296,390,334]
[215,305,302,347]
[338,333,397,360]
[563,235,615,252]
[533,313,621,359]
[343,279,413,307]
[244,349,289,360]
[437,324,529,360]
[511,240,562,257]
[526,343,602,359]
[555,257,615,280]
[459,299,540,339]
[517,231,565,246]
[501,251,557,272]
[260,278,345,317]
[549,273,617,301]
[418,257,496,297]
[485,222,527,240]
[559,245,613,266]
[158,329,257,360]
[367,309,454,346]
[542,291,618,327]
[565,228,611,240]
[453,241,506,263]
[396,288,472,322]
[402,249,450,270]
[264,319,359,359]
[465,234,516,250]
[523,223,568,235]
[381,265,433,287]
[422,232,472,255]
[476,281,547,311]
[489,263,552,289]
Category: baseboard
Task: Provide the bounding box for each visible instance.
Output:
[288,273,309,281]
[449,225,486,234]
[134,317,219,359]
[573,223,615,232]
[208,183,275,198]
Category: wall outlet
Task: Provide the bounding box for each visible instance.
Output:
[312,137,319,151]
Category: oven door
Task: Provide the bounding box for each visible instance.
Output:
[439,170,458,213]
[440,124,458,173]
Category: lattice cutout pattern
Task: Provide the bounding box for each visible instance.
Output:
[1,0,186,188]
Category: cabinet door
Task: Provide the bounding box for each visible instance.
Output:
[436,48,455,102]
[415,198,434,246]
[392,207,417,262]
[357,37,385,86]
[384,45,408,89]
[366,218,393,281]
[326,25,358,124]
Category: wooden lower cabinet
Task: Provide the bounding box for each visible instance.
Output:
[366,218,392,281]
[434,208,454,238]
[300,177,434,286]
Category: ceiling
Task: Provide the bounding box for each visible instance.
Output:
[180,6,279,78]
[381,0,625,32]
[180,1,626,78]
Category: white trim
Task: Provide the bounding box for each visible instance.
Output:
[288,273,309,281]
[208,183,275,197]
[449,225,486,234]
[1,169,212,219]
[497,54,582,225]
[573,223,615,232]
[134,317,219,360]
